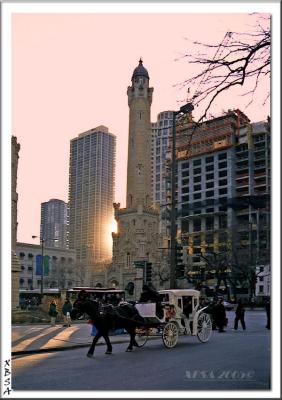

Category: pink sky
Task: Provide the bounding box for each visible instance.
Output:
[12,13,270,244]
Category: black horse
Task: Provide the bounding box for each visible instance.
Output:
[70,294,145,358]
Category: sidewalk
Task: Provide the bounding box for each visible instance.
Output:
[12,322,129,356]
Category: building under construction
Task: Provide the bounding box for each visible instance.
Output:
[165,109,270,298]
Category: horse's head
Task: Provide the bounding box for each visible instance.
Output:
[70,299,85,320]
[70,295,100,320]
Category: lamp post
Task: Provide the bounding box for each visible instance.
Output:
[32,235,44,301]
[170,102,194,289]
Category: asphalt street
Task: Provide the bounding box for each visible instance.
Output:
[12,311,271,392]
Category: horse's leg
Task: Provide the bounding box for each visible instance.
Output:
[87,332,102,358]
[102,333,113,354]
[126,326,136,352]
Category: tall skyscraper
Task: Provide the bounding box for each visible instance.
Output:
[68,126,116,265]
[40,199,68,249]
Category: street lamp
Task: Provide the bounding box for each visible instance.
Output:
[170,102,194,289]
[32,235,44,301]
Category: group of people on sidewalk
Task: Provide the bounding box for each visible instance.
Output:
[48,298,73,327]
[208,297,271,332]
[208,298,247,332]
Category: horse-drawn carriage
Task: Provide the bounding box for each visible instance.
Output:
[71,288,212,357]
[134,289,212,348]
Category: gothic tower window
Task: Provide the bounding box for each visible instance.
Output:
[126,252,131,267]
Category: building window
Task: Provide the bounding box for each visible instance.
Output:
[219,170,227,177]
[219,179,227,186]
[219,188,228,195]
[206,164,214,172]
[206,181,214,189]
[194,167,202,175]
[218,152,227,160]
[126,253,131,267]
[205,156,214,163]
[219,161,227,169]
[206,217,214,231]
[259,276,264,282]
[193,159,201,166]
[206,173,214,180]
[193,218,201,232]
[194,184,201,192]
[194,193,201,200]
[206,191,214,198]
[206,233,213,244]
[219,215,227,229]
[259,285,264,293]
[194,176,201,183]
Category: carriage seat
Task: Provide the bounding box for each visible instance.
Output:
[135,302,165,323]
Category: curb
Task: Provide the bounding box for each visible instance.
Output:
[11,336,137,356]
[12,336,161,356]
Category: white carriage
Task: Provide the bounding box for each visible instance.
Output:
[134,289,212,348]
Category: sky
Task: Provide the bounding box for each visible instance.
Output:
[12,11,271,244]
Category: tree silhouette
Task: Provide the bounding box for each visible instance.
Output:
[177,14,270,123]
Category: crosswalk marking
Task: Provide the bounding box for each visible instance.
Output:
[12,326,65,352]
[41,326,80,349]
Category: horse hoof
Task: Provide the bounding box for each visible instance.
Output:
[87,353,94,358]
[105,351,112,355]
[126,348,133,352]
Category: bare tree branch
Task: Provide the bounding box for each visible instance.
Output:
[176,15,270,124]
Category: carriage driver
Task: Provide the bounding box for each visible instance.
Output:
[139,284,164,319]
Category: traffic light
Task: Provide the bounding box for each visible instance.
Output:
[145,262,152,283]
[175,244,185,278]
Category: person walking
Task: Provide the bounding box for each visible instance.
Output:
[48,299,58,326]
[234,299,246,330]
[62,298,72,327]
[214,298,227,332]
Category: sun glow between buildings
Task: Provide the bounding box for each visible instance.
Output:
[111,219,117,234]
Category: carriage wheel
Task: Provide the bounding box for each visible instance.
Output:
[197,313,212,343]
[162,322,178,348]
[135,328,148,347]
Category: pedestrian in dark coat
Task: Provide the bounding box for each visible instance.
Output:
[234,299,246,330]
[48,300,58,326]
[214,298,227,332]
[265,299,270,329]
